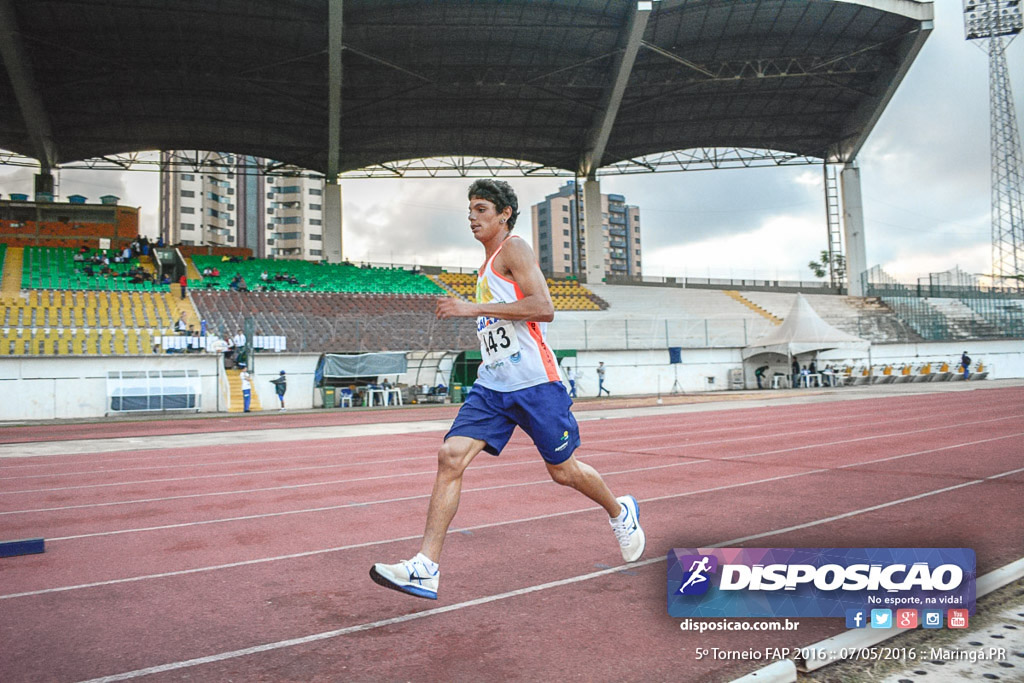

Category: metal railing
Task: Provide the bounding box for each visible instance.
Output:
[863,266,1024,340]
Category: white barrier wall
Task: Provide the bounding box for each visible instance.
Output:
[862,340,1024,379]
[1,340,1020,421]
[246,354,320,411]
[560,339,1024,397]
[564,348,746,397]
[0,355,222,421]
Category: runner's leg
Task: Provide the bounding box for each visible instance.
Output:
[545,455,621,517]
[420,435,488,562]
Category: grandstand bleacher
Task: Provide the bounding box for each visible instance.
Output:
[191,290,475,353]
[190,255,445,295]
[1,239,1020,362]
[22,246,169,292]
[434,270,609,311]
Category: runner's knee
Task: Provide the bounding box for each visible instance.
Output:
[437,440,473,476]
[547,460,579,487]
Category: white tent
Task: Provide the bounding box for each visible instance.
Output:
[742,294,870,360]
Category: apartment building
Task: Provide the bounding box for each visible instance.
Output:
[159,152,325,259]
[531,181,642,279]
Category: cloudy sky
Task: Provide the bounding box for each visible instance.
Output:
[1,1,1021,283]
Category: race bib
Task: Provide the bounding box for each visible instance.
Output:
[477,320,520,364]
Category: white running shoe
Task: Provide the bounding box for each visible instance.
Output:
[370,556,439,600]
[609,495,646,563]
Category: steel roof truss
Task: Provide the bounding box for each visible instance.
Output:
[0,0,57,168]
[578,2,651,178]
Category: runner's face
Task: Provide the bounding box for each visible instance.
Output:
[468,197,509,242]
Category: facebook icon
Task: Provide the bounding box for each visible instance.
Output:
[846,609,867,629]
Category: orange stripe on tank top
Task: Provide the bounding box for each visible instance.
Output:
[512,280,561,383]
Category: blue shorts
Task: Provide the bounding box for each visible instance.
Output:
[445,382,581,465]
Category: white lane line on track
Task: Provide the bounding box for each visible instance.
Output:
[0,419,457,459]
[31,420,1024,540]
[6,404,1019,515]
[6,432,1019,601]
[17,424,1024,542]
[0,395,973,475]
[1,383,1012,462]
[73,462,1024,683]
[4,410,1021,497]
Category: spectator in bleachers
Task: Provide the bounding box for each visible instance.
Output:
[219,335,236,367]
[961,351,971,379]
[186,326,201,352]
[179,273,188,299]
[175,313,188,335]
[160,273,171,285]
[156,236,165,248]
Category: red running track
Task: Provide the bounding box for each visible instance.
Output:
[0,386,1022,682]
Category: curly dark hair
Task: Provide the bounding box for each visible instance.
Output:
[468,179,519,230]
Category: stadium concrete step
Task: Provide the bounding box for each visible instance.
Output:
[724,290,782,325]
[164,291,201,331]
[185,258,203,281]
[138,254,158,277]
[1,247,23,295]
[226,368,261,413]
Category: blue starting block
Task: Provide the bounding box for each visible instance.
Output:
[0,538,45,558]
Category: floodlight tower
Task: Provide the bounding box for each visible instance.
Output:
[964,0,1024,289]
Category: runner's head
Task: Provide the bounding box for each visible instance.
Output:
[468,179,519,231]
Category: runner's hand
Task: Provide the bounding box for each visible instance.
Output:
[436,297,476,319]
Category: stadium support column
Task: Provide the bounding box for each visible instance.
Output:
[841,162,867,296]
[323,181,343,263]
[34,171,54,202]
[583,178,605,284]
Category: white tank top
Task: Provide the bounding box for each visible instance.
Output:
[474,237,561,392]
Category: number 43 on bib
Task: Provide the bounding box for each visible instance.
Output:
[477,320,521,364]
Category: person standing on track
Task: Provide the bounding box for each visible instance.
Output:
[370,179,646,600]
[596,361,611,396]
[271,370,287,411]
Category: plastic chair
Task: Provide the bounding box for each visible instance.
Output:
[339,388,353,408]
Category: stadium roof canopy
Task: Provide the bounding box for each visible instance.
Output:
[0,0,933,179]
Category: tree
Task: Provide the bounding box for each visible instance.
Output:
[809,250,846,284]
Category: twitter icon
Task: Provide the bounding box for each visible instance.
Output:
[871,609,893,628]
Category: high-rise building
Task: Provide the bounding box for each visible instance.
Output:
[531,181,642,279]
[159,152,325,259]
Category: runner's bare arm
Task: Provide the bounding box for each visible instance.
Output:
[435,239,554,321]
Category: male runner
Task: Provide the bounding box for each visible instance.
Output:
[370,179,645,600]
